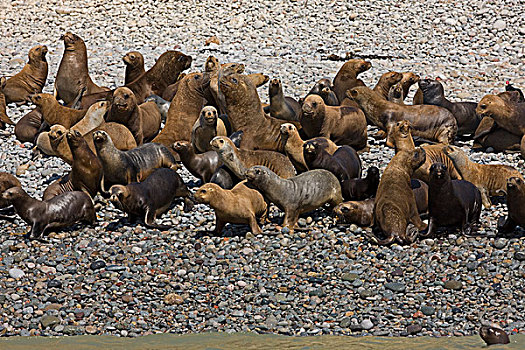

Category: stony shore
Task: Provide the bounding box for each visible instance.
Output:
[0,0,524,338]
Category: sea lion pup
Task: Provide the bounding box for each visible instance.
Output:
[305,78,339,106]
[191,106,227,153]
[106,87,146,145]
[300,94,368,150]
[264,78,302,121]
[66,130,103,198]
[31,93,87,129]
[0,77,15,128]
[347,86,457,144]
[340,166,380,201]
[303,141,362,181]
[418,79,480,136]
[479,324,510,346]
[371,148,428,245]
[498,177,525,233]
[476,93,525,138]
[0,172,21,209]
[14,108,43,143]
[332,59,371,103]
[386,120,461,182]
[2,187,95,239]
[373,71,403,100]
[54,32,108,105]
[109,168,192,229]
[422,163,481,237]
[387,84,405,105]
[2,45,48,105]
[173,141,220,183]
[93,130,177,191]
[279,123,338,173]
[195,181,268,235]
[123,51,145,85]
[245,166,343,232]
[210,136,296,179]
[399,72,420,100]
[443,145,523,208]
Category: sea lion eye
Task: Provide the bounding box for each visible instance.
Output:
[231,77,238,84]
[312,102,317,107]
[201,189,207,194]
[123,94,129,99]
[479,104,487,109]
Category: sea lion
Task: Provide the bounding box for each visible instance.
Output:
[303,142,362,182]
[66,130,103,198]
[0,172,21,210]
[332,59,371,103]
[0,77,15,128]
[373,71,403,100]
[31,93,86,129]
[476,93,525,140]
[387,83,405,105]
[340,166,379,201]
[245,166,343,232]
[279,123,338,173]
[195,181,267,235]
[42,174,73,201]
[347,86,457,144]
[371,148,428,245]
[106,87,145,145]
[145,94,170,122]
[443,145,523,208]
[123,51,145,85]
[505,82,524,102]
[55,32,108,105]
[301,94,368,150]
[139,100,162,142]
[93,130,177,191]
[14,108,43,143]
[172,141,220,183]
[161,72,187,102]
[422,163,482,237]
[2,45,48,105]
[334,199,375,227]
[498,177,525,233]
[472,115,522,152]
[2,187,95,239]
[209,62,245,115]
[399,72,420,100]
[418,79,480,136]
[191,106,227,153]
[210,136,296,179]
[479,325,510,346]
[386,120,461,182]
[305,78,339,106]
[109,168,192,229]
[265,78,302,121]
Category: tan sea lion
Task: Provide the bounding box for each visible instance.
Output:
[31,93,86,129]
[0,77,15,128]
[399,72,420,100]
[332,59,371,103]
[123,51,145,85]
[373,71,403,99]
[476,93,525,139]
[106,87,144,145]
[191,106,227,153]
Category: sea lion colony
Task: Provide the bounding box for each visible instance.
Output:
[0,33,524,245]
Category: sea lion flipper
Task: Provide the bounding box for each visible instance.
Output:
[473,117,496,140]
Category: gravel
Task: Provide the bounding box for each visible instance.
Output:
[0,0,524,339]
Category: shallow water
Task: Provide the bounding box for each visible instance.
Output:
[1,333,524,350]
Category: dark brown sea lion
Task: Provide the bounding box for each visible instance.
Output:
[422,163,481,237]
[31,93,86,129]
[67,130,103,198]
[303,142,362,182]
[347,86,457,144]
[109,168,192,229]
[172,141,220,183]
[340,166,379,201]
[55,32,108,105]
[443,145,523,208]
[418,79,480,136]
[301,94,368,150]
[191,106,227,153]
[0,172,22,209]
[472,116,521,152]
[371,148,428,245]
[245,166,343,232]
[399,72,420,100]
[161,72,187,102]
[123,51,145,85]
[106,87,144,145]
[0,77,15,128]
[93,130,177,191]
[498,177,525,233]
[3,45,48,105]
[332,59,371,103]
[265,78,302,121]
[373,71,403,99]
[195,181,267,235]
[2,187,95,239]
[210,136,296,179]
[479,325,510,346]
[305,78,339,106]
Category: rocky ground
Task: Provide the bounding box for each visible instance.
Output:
[0,0,524,339]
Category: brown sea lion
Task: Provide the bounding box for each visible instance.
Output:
[340,166,380,201]
[172,141,220,183]
[210,136,296,179]
[66,130,103,198]
[332,59,371,103]
[195,181,267,235]
[109,168,192,229]
[305,78,339,106]
[14,108,42,143]
[371,148,428,245]
[0,77,15,128]
[31,93,86,129]
[301,94,368,150]
[303,142,362,182]
[2,187,95,239]
[399,72,420,100]
[191,106,227,153]
[123,51,145,85]
[55,32,108,105]
[476,93,525,138]
[373,71,403,100]
[419,79,480,136]
[473,116,521,152]
[0,172,22,209]
[387,83,405,105]
[347,86,457,144]
[93,130,176,191]
[42,175,73,201]
[443,145,523,208]
[245,166,343,232]
[139,100,162,142]
[479,325,510,346]
[2,45,48,105]
[106,87,145,145]
[498,177,525,233]
[209,62,245,115]
[265,78,302,121]
[161,72,188,102]
[386,120,461,182]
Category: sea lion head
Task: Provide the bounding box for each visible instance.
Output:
[389,84,403,99]
[401,72,420,86]
[210,136,234,153]
[381,71,403,86]
[155,51,193,81]
[204,56,220,73]
[341,59,371,77]
[317,78,332,91]
[1,186,25,201]
[366,166,380,181]
[345,86,372,104]
[429,162,449,182]
[172,140,191,153]
[219,73,255,103]
[479,324,510,346]
[200,106,218,126]
[507,176,524,192]
[66,129,84,149]
[302,94,324,117]
[279,123,297,137]
[122,51,143,68]
[194,183,221,204]
[334,201,360,223]
[476,94,505,118]
[269,78,281,96]
[245,166,274,185]
[93,130,109,145]
[112,87,137,112]
[109,185,128,205]
[302,140,320,158]
[221,63,245,76]
[28,45,48,63]
[61,32,83,49]
[410,147,427,170]
[48,125,67,142]
[30,93,56,108]
[418,78,441,93]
